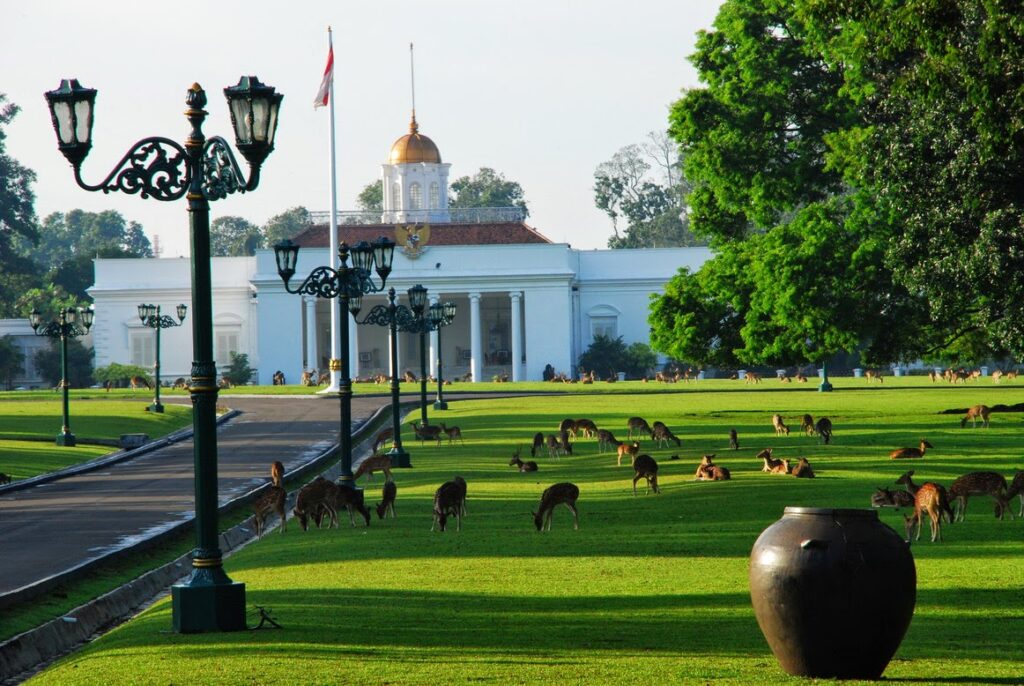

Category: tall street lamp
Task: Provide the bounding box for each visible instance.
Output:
[356,287,417,468]
[29,306,94,446]
[138,303,187,413]
[398,285,456,424]
[429,300,457,410]
[46,76,283,633]
[274,237,396,485]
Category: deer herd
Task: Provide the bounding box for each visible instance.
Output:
[248,395,1022,547]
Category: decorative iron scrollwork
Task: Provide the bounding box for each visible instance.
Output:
[202,136,248,200]
[79,137,190,201]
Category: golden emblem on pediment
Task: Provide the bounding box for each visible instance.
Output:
[396,223,431,259]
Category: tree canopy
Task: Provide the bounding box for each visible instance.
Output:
[263,206,311,246]
[210,215,262,256]
[449,168,529,217]
[357,182,383,214]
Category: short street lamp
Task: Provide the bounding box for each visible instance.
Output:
[138,303,187,413]
[274,237,396,484]
[46,75,282,633]
[29,306,94,446]
[429,300,457,410]
[398,285,456,424]
[357,287,417,468]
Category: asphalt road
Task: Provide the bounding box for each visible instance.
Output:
[0,394,392,597]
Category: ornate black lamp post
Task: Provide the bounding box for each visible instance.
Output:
[45,76,283,633]
[29,306,94,446]
[806,337,833,393]
[398,285,456,424]
[274,237,396,482]
[430,300,457,410]
[357,287,417,468]
[138,303,187,413]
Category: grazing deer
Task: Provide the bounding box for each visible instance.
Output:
[354,454,393,482]
[253,461,287,538]
[745,371,762,384]
[559,429,573,456]
[729,428,739,450]
[905,482,947,543]
[1008,470,1024,518]
[627,416,652,440]
[960,404,992,428]
[800,414,815,436]
[617,441,641,467]
[574,418,598,438]
[558,418,577,437]
[403,370,417,383]
[376,480,397,519]
[596,429,620,453]
[895,470,954,524]
[431,479,464,532]
[453,475,468,516]
[129,375,151,391]
[948,471,1009,521]
[791,457,815,478]
[814,417,833,444]
[439,422,464,445]
[890,440,933,460]
[328,484,372,527]
[293,476,337,531]
[413,422,443,447]
[0,472,11,485]
[651,421,681,448]
[865,369,883,383]
[372,427,394,454]
[533,482,580,531]
[510,448,539,473]
[545,434,564,459]
[871,487,916,509]
[772,414,790,436]
[632,454,661,495]
[531,431,544,457]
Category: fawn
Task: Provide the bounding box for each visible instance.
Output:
[413,422,443,446]
[533,482,580,531]
[574,418,598,438]
[871,487,916,509]
[617,440,641,467]
[729,429,739,450]
[948,471,1009,521]
[960,404,992,428]
[439,422,464,445]
[376,480,397,519]
[632,454,661,495]
[772,414,790,436]
[800,414,815,436]
[293,476,337,531]
[354,454,393,481]
[510,448,539,473]
[531,432,544,457]
[651,421,681,448]
[253,461,287,538]
[905,482,946,543]
[627,416,652,440]
[815,417,833,444]
[372,427,394,454]
[895,470,954,523]
[890,440,933,460]
[791,457,815,478]
[431,479,464,532]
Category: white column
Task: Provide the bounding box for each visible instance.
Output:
[303,296,317,371]
[428,294,439,379]
[510,291,523,382]
[469,292,482,382]
[349,311,359,379]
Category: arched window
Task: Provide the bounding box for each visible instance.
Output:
[409,183,423,210]
[429,182,439,209]
[391,182,401,210]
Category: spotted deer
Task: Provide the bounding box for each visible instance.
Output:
[559,429,573,456]
[800,414,815,436]
[574,418,599,438]
[253,461,287,538]
[1008,470,1024,518]
[328,483,372,527]
[651,421,681,448]
[905,482,947,543]
[895,470,954,524]
[533,482,580,531]
[372,428,394,454]
[764,455,790,475]
[890,440,933,460]
[558,418,577,436]
[948,471,1009,521]
[510,448,539,472]
[531,431,545,457]
[632,454,661,495]
[960,404,992,428]
[354,454,393,482]
[596,429,620,454]
[627,416,652,440]
[293,476,337,531]
[815,417,833,444]
[413,422,443,447]
[616,440,640,467]
[729,429,739,450]
[439,422,464,445]
[745,371,762,384]
[129,375,151,391]
[546,434,564,459]
[452,475,468,517]
[871,487,915,509]
[431,479,464,532]
[865,369,884,383]
[694,454,717,480]
[791,457,815,478]
[772,414,790,436]
[376,480,397,519]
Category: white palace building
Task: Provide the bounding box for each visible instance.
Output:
[85,115,711,385]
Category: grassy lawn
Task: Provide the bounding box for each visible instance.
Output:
[0,396,193,481]
[26,382,1024,685]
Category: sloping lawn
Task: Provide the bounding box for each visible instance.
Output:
[29,385,1024,685]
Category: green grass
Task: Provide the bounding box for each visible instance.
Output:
[25,384,1024,685]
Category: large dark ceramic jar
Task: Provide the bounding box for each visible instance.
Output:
[749,507,916,680]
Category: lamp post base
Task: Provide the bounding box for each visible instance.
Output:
[171,578,246,633]
[147,402,165,413]
[56,431,76,447]
[433,400,448,410]
[819,381,834,392]
[387,446,413,468]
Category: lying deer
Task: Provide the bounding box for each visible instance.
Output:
[815,417,833,444]
[871,487,915,509]
[791,457,815,478]
[510,449,539,473]
[617,440,641,467]
[431,479,464,532]
[253,461,287,538]
[627,416,652,440]
[376,480,397,519]
[403,370,417,383]
[651,421,681,448]
[439,422,464,445]
[354,454,393,482]
[533,482,580,531]
[413,422,443,447]
[763,455,790,475]
[948,471,1009,521]
[632,454,661,495]
[531,431,545,458]
[772,414,790,436]
[890,439,933,460]
[960,404,992,428]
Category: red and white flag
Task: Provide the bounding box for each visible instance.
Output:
[313,35,334,108]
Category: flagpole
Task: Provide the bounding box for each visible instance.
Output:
[324,26,343,393]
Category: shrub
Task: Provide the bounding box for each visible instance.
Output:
[224,352,255,386]
[94,363,153,388]
[579,336,658,379]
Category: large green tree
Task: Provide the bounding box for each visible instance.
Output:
[449,168,529,217]
[210,215,262,256]
[356,182,383,214]
[0,95,42,317]
[0,335,25,390]
[25,210,152,272]
[263,206,311,246]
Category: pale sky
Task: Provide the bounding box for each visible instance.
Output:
[4,1,723,258]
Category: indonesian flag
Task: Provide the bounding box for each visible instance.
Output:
[313,39,333,108]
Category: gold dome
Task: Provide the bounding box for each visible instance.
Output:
[388,114,441,164]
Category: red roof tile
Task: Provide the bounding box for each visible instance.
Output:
[292,221,552,248]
